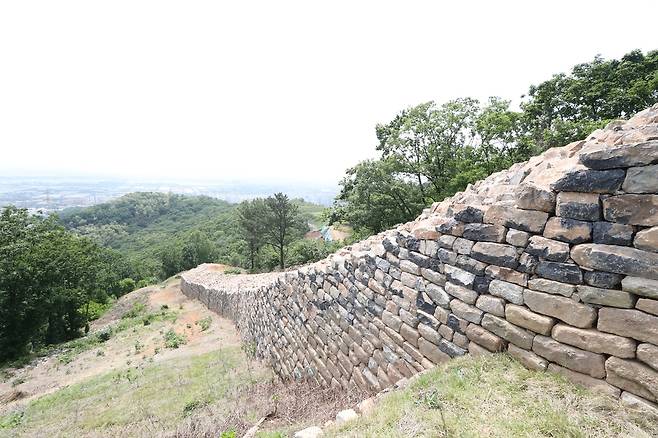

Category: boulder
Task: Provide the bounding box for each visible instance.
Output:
[483,205,549,233]
[603,195,658,226]
[524,289,596,328]
[551,323,636,358]
[532,335,606,378]
[571,243,658,280]
[579,140,658,169]
[294,426,324,438]
[598,308,658,344]
[335,409,359,425]
[551,168,625,194]
[555,192,601,221]
[543,217,591,244]
[622,164,658,194]
[605,357,658,402]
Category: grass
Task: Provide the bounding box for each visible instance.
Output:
[0,347,271,437]
[325,354,658,438]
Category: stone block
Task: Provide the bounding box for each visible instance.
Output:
[508,344,548,371]
[400,323,420,347]
[455,255,488,276]
[450,299,483,324]
[517,253,538,274]
[579,140,658,169]
[452,204,485,223]
[444,282,478,305]
[637,343,658,372]
[506,228,530,246]
[483,205,549,233]
[543,217,591,244]
[603,195,658,227]
[635,226,658,253]
[571,243,658,280]
[453,237,475,255]
[526,236,570,262]
[547,364,620,398]
[622,164,658,194]
[382,310,403,331]
[425,283,450,308]
[417,323,441,345]
[592,222,634,246]
[471,242,519,269]
[555,192,601,221]
[438,339,467,357]
[620,391,658,416]
[475,294,506,317]
[536,261,583,284]
[577,285,636,308]
[552,323,636,358]
[606,357,658,402]
[524,289,596,328]
[421,268,446,286]
[465,324,505,352]
[418,337,450,364]
[485,265,528,287]
[489,279,525,305]
[515,182,556,213]
[438,234,457,249]
[532,335,606,378]
[481,314,534,349]
[598,308,658,344]
[551,168,625,194]
[637,298,658,316]
[527,278,574,297]
[444,265,475,288]
[462,223,507,243]
[583,271,622,289]
[468,341,492,357]
[505,304,556,335]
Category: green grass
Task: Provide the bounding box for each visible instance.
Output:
[0,347,270,437]
[325,354,657,438]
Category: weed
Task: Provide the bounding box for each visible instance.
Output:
[183,399,208,416]
[164,330,187,349]
[122,302,146,319]
[0,411,24,429]
[220,431,236,438]
[197,317,212,331]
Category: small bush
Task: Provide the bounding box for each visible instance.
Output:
[0,411,24,429]
[164,330,187,349]
[118,278,136,294]
[223,268,242,275]
[182,399,208,416]
[122,302,146,319]
[196,317,212,331]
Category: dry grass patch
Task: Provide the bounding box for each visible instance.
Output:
[326,354,658,438]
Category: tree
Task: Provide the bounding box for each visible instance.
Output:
[263,193,307,270]
[236,199,268,270]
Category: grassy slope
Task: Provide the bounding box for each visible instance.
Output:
[326,354,657,438]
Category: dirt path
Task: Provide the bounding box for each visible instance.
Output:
[0,276,242,410]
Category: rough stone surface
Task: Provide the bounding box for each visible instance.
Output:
[621,276,658,299]
[506,228,530,246]
[571,244,658,280]
[463,223,507,243]
[583,271,622,289]
[532,335,606,378]
[623,164,658,194]
[482,314,533,349]
[635,227,658,253]
[580,140,658,169]
[508,344,548,371]
[606,357,658,402]
[483,205,549,233]
[637,343,658,372]
[475,295,506,317]
[603,195,658,227]
[637,298,658,316]
[489,280,525,305]
[598,308,658,344]
[551,169,625,194]
[536,261,583,284]
[526,236,570,262]
[555,192,601,221]
[505,304,556,335]
[465,324,505,352]
[543,217,591,244]
[471,242,519,269]
[592,222,634,246]
[515,182,556,213]
[552,323,636,358]
[577,285,636,308]
[527,278,574,297]
[524,289,596,328]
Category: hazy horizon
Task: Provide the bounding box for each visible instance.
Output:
[2,1,657,184]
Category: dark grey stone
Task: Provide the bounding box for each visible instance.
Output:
[592,222,634,246]
[579,140,658,169]
[462,223,507,242]
[455,255,487,276]
[453,206,484,223]
[438,339,467,357]
[473,276,491,294]
[551,168,626,194]
[536,261,583,284]
[583,270,623,289]
[517,253,538,274]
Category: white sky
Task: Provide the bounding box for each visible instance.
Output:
[1,1,657,184]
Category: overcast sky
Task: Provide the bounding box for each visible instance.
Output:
[1,1,656,183]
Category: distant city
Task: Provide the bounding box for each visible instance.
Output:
[0,176,338,213]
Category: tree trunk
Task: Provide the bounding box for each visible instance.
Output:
[279,244,285,270]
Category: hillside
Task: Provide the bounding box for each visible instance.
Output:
[59,192,327,279]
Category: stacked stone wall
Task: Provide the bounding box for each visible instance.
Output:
[181,104,658,410]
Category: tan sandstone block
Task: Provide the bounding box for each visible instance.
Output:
[637,343,658,372]
[481,314,534,349]
[505,304,556,335]
[551,323,636,358]
[598,308,658,344]
[532,335,606,378]
[524,289,596,328]
[508,344,548,371]
[605,357,658,402]
[465,324,506,352]
[637,298,658,316]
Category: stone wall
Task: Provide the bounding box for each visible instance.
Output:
[181,104,658,411]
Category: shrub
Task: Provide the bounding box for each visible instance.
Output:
[164,330,187,349]
[196,317,212,331]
